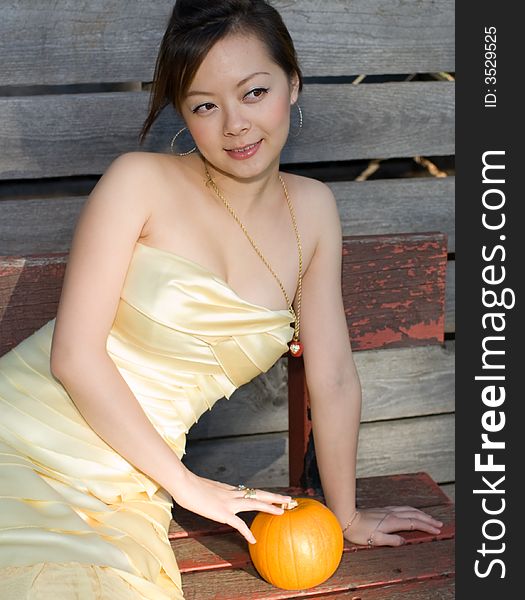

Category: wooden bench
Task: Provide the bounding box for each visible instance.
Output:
[170,472,455,598]
[0,0,454,596]
[0,231,455,597]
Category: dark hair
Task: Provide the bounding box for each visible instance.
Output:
[138,0,303,144]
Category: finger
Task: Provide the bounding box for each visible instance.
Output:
[251,489,294,505]
[385,514,441,535]
[388,510,443,529]
[398,512,443,528]
[228,514,257,544]
[234,488,293,505]
[385,506,442,520]
[383,506,443,527]
[372,530,406,547]
[234,500,285,515]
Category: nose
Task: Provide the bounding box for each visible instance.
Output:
[223,104,251,137]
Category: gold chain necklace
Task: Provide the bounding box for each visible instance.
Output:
[203,161,304,357]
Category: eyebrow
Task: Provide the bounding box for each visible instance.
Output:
[186,72,271,98]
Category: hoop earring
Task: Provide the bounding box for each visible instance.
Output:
[289,103,303,138]
[170,127,197,156]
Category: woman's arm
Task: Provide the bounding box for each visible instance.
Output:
[50,152,191,493]
[50,152,290,543]
[298,181,443,546]
[297,180,361,523]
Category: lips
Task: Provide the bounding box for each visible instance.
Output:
[224,139,262,160]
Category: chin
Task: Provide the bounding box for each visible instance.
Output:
[209,145,280,179]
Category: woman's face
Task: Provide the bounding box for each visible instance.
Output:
[181,33,300,180]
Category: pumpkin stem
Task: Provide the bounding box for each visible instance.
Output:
[281,499,299,510]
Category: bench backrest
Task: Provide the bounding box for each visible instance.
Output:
[0,0,454,489]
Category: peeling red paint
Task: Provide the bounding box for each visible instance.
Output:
[382,300,414,310]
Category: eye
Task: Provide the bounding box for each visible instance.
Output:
[192,102,217,115]
[244,87,270,101]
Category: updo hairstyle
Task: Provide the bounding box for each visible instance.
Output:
[139,0,303,144]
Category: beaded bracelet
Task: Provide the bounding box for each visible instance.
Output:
[342,510,359,534]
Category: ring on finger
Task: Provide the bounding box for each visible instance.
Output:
[236,484,247,491]
[243,487,257,499]
[367,534,375,547]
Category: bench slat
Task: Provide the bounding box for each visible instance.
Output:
[0,178,455,254]
[341,232,447,351]
[183,413,455,490]
[0,82,454,179]
[309,577,455,600]
[0,255,65,355]
[0,233,447,356]
[0,0,454,86]
[180,538,454,599]
[172,503,454,573]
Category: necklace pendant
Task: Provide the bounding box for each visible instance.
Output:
[289,339,304,357]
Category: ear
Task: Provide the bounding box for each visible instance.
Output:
[289,72,300,104]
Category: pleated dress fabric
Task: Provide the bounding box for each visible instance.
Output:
[0,241,295,599]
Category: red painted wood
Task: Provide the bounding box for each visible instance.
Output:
[171,504,454,573]
[341,232,448,352]
[303,576,454,599]
[180,538,455,599]
[0,232,447,357]
[287,355,312,487]
[0,252,67,356]
[170,474,456,598]
[170,474,455,598]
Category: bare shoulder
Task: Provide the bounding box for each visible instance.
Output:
[99,151,172,189]
[282,172,341,246]
[94,151,189,217]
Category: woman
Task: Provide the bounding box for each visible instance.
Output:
[0,1,442,598]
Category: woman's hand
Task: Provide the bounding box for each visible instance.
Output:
[343,506,443,547]
[170,469,292,544]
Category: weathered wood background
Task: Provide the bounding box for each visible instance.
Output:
[0,0,455,493]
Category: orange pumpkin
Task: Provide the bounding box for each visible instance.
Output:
[248,498,344,590]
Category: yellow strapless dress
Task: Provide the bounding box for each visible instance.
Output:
[0,241,295,599]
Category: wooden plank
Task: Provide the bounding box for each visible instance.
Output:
[0,82,454,179]
[0,255,65,356]
[182,414,455,488]
[340,233,447,351]
[171,503,454,573]
[356,414,455,482]
[330,177,455,253]
[188,341,454,440]
[170,472,452,539]
[0,177,455,254]
[352,341,454,422]
[305,577,455,600]
[0,196,84,255]
[0,0,454,86]
[180,538,454,599]
[0,233,448,354]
